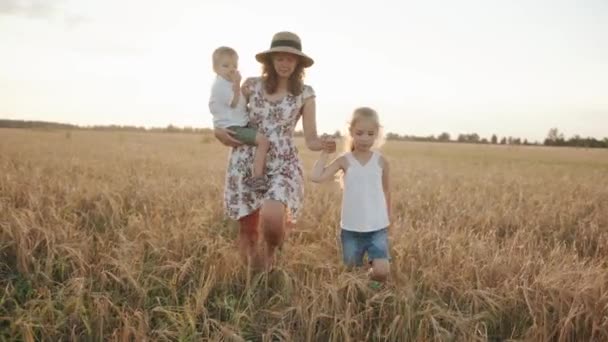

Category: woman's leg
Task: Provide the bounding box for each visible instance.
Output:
[238,210,261,269]
[259,200,286,269]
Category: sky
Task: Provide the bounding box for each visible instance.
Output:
[1,0,607,141]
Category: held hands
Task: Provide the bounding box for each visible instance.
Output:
[320,134,337,154]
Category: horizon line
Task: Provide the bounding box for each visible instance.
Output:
[1,117,607,142]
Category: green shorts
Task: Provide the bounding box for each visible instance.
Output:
[227,125,258,145]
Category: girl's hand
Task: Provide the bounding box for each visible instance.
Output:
[214,128,243,147]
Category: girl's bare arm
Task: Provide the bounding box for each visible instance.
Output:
[381,156,391,220]
[310,152,345,183]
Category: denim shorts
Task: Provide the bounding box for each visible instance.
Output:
[340,228,390,267]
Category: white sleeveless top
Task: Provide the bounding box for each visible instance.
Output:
[341,151,390,232]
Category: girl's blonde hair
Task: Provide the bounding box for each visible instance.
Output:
[343,107,385,153]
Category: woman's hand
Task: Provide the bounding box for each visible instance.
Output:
[214,128,243,147]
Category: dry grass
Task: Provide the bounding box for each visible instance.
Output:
[1,128,607,341]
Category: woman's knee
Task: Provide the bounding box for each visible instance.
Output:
[260,200,286,244]
[239,211,260,242]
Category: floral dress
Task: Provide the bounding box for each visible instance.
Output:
[224,77,315,223]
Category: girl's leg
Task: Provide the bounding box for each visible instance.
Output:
[340,229,365,268]
[367,228,390,282]
[369,259,390,282]
[238,210,262,269]
[259,199,286,269]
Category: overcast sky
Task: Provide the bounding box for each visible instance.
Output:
[1,0,607,141]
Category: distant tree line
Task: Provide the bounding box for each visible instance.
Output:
[0,120,213,135]
[0,119,79,130]
[2,120,606,148]
[542,128,608,148]
[382,128,608,149]
[383,132,536,146]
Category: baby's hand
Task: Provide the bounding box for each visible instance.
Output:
[230,70,242,85]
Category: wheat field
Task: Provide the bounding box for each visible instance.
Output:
[1,128,607,341]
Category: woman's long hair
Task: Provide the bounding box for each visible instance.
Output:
[260,54,305,95]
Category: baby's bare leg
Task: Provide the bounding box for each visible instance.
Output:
[252,133,269,178]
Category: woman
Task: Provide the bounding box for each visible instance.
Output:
[214,31,336,269]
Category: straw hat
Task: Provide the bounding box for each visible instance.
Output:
[255,31,314,68]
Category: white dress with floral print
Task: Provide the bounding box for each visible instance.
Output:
[224,77,315,223]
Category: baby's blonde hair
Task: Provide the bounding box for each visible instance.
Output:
[212,46,237,69]
[343,107,385,153]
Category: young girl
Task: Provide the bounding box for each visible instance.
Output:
[310,107,391,283]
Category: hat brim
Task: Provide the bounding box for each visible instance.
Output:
[255,47,314,68]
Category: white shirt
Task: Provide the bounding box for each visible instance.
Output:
[208,76,248,128]
[340,151,390,232]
